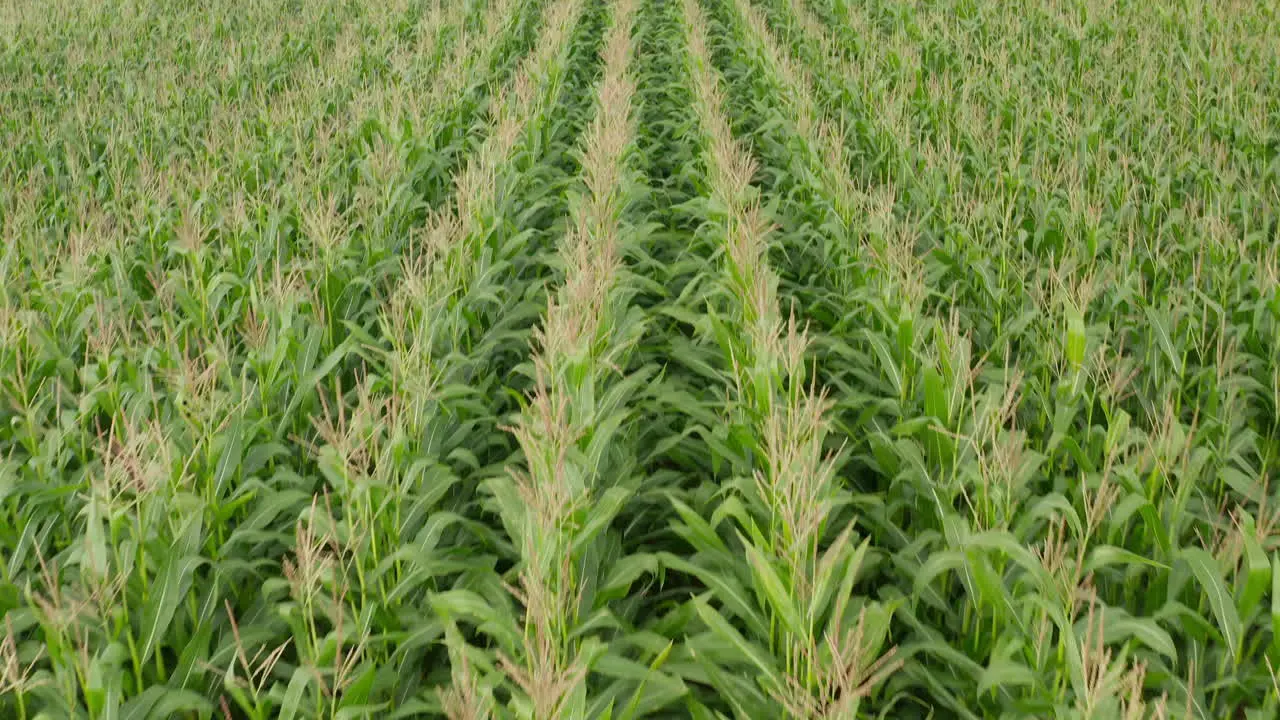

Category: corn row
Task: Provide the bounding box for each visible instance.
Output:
[494,1,643,712]
[678,0,899,713]
[383,0,582,406]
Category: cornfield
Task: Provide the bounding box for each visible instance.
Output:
[1,0,1278,716]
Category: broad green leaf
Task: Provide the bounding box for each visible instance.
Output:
[1143,305,1184,376]
[1179,547,1242,661]
[1271,553,1280,652]
[740,537,801,636]
[139,554,206,664]
[279,666,314,720]
[212,414,245,499]
[1085,545,1170,573]
[1237,531,1269,620]
[977,658,1036,696]
[691,598,779,689]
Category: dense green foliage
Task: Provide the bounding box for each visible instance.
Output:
[1,0,1277,716]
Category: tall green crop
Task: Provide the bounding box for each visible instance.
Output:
[0,0,1276,716]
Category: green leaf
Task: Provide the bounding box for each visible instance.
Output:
[122,687,213,720]
[212,414,245,499]
[1270,553,1280,653]
[667,495,731,557]
[1178,547,1242,661]
[658,553,768,640]
[1137,501,1173,557]
[740,537,801,636]
[1143,305,1184,376]
[1064,304,1086,368]
[691,598,779,688]
[571,485,632,554]
[138,554,206,664]
[864,330,903,398]
[279,665,314,720]
[1085,545,1170,573]
[1237,531,1269,620]
[977,658,1036,696]
[1086,605,1177,661]
[598,553,657,605]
